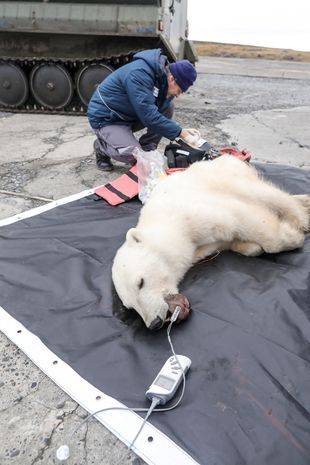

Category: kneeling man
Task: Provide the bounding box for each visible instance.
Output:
[87,48,197,171]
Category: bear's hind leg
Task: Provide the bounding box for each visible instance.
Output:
[293,195,310,231]
[247,182,308,231]
[260,221,305,254]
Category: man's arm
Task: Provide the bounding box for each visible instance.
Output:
[125,69,182,140]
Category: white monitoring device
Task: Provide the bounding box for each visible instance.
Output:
[146,355,191,405]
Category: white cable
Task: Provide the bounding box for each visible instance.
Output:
[128,396,161,450]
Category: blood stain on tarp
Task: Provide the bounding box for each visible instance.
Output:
[236,386,309,457]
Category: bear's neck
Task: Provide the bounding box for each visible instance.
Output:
[145,225,195,281]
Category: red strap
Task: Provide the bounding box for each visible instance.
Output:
[220,147,252,162]
[166,167,186,174]
[95,165,139,206]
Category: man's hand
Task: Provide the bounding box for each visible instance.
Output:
[179,128,201,147]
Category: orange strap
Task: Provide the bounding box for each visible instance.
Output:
[220,147,251,162]
[95,165,139,206]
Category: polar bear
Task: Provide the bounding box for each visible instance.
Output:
[112,156,310,330]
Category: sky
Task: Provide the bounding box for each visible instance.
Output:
[187,0,310,52]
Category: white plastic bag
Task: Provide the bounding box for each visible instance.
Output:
[133,148,167,204]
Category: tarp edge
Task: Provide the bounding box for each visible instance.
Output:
[0,188,97,227]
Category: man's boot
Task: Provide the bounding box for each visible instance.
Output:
[95,152,114,171]
[94,141,114,171]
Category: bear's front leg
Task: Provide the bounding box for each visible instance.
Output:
[194,241,228,263]
[230,241,264,256]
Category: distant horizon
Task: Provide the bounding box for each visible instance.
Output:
[188,0,310,53]
[191,39,310,53]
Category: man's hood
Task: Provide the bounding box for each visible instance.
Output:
[133,49,167,77]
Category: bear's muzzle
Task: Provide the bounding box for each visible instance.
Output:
[165,293,191,323]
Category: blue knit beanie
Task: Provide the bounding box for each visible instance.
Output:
[169,60,197,92]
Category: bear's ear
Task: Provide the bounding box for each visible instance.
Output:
[126,228,142,244]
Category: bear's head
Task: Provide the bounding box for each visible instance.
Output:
[112,227,190,330]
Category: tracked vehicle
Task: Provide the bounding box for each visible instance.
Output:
[0,0,197,115]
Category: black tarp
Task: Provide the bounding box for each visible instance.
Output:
[0,163,309,465]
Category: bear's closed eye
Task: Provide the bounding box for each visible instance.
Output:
[138,278,144,290]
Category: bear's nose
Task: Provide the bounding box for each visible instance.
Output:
[148,316,164,331]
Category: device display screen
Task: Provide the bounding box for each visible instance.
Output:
[155,375,175,390]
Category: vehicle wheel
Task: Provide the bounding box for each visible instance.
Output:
[30,64,73,109]
[76,64,113,106]
[0,63,29,107]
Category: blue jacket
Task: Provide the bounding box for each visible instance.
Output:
[87,49,182,141]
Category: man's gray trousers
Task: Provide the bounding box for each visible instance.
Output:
[93,105,174,165]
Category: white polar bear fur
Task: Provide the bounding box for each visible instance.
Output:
[112,156,310,328]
